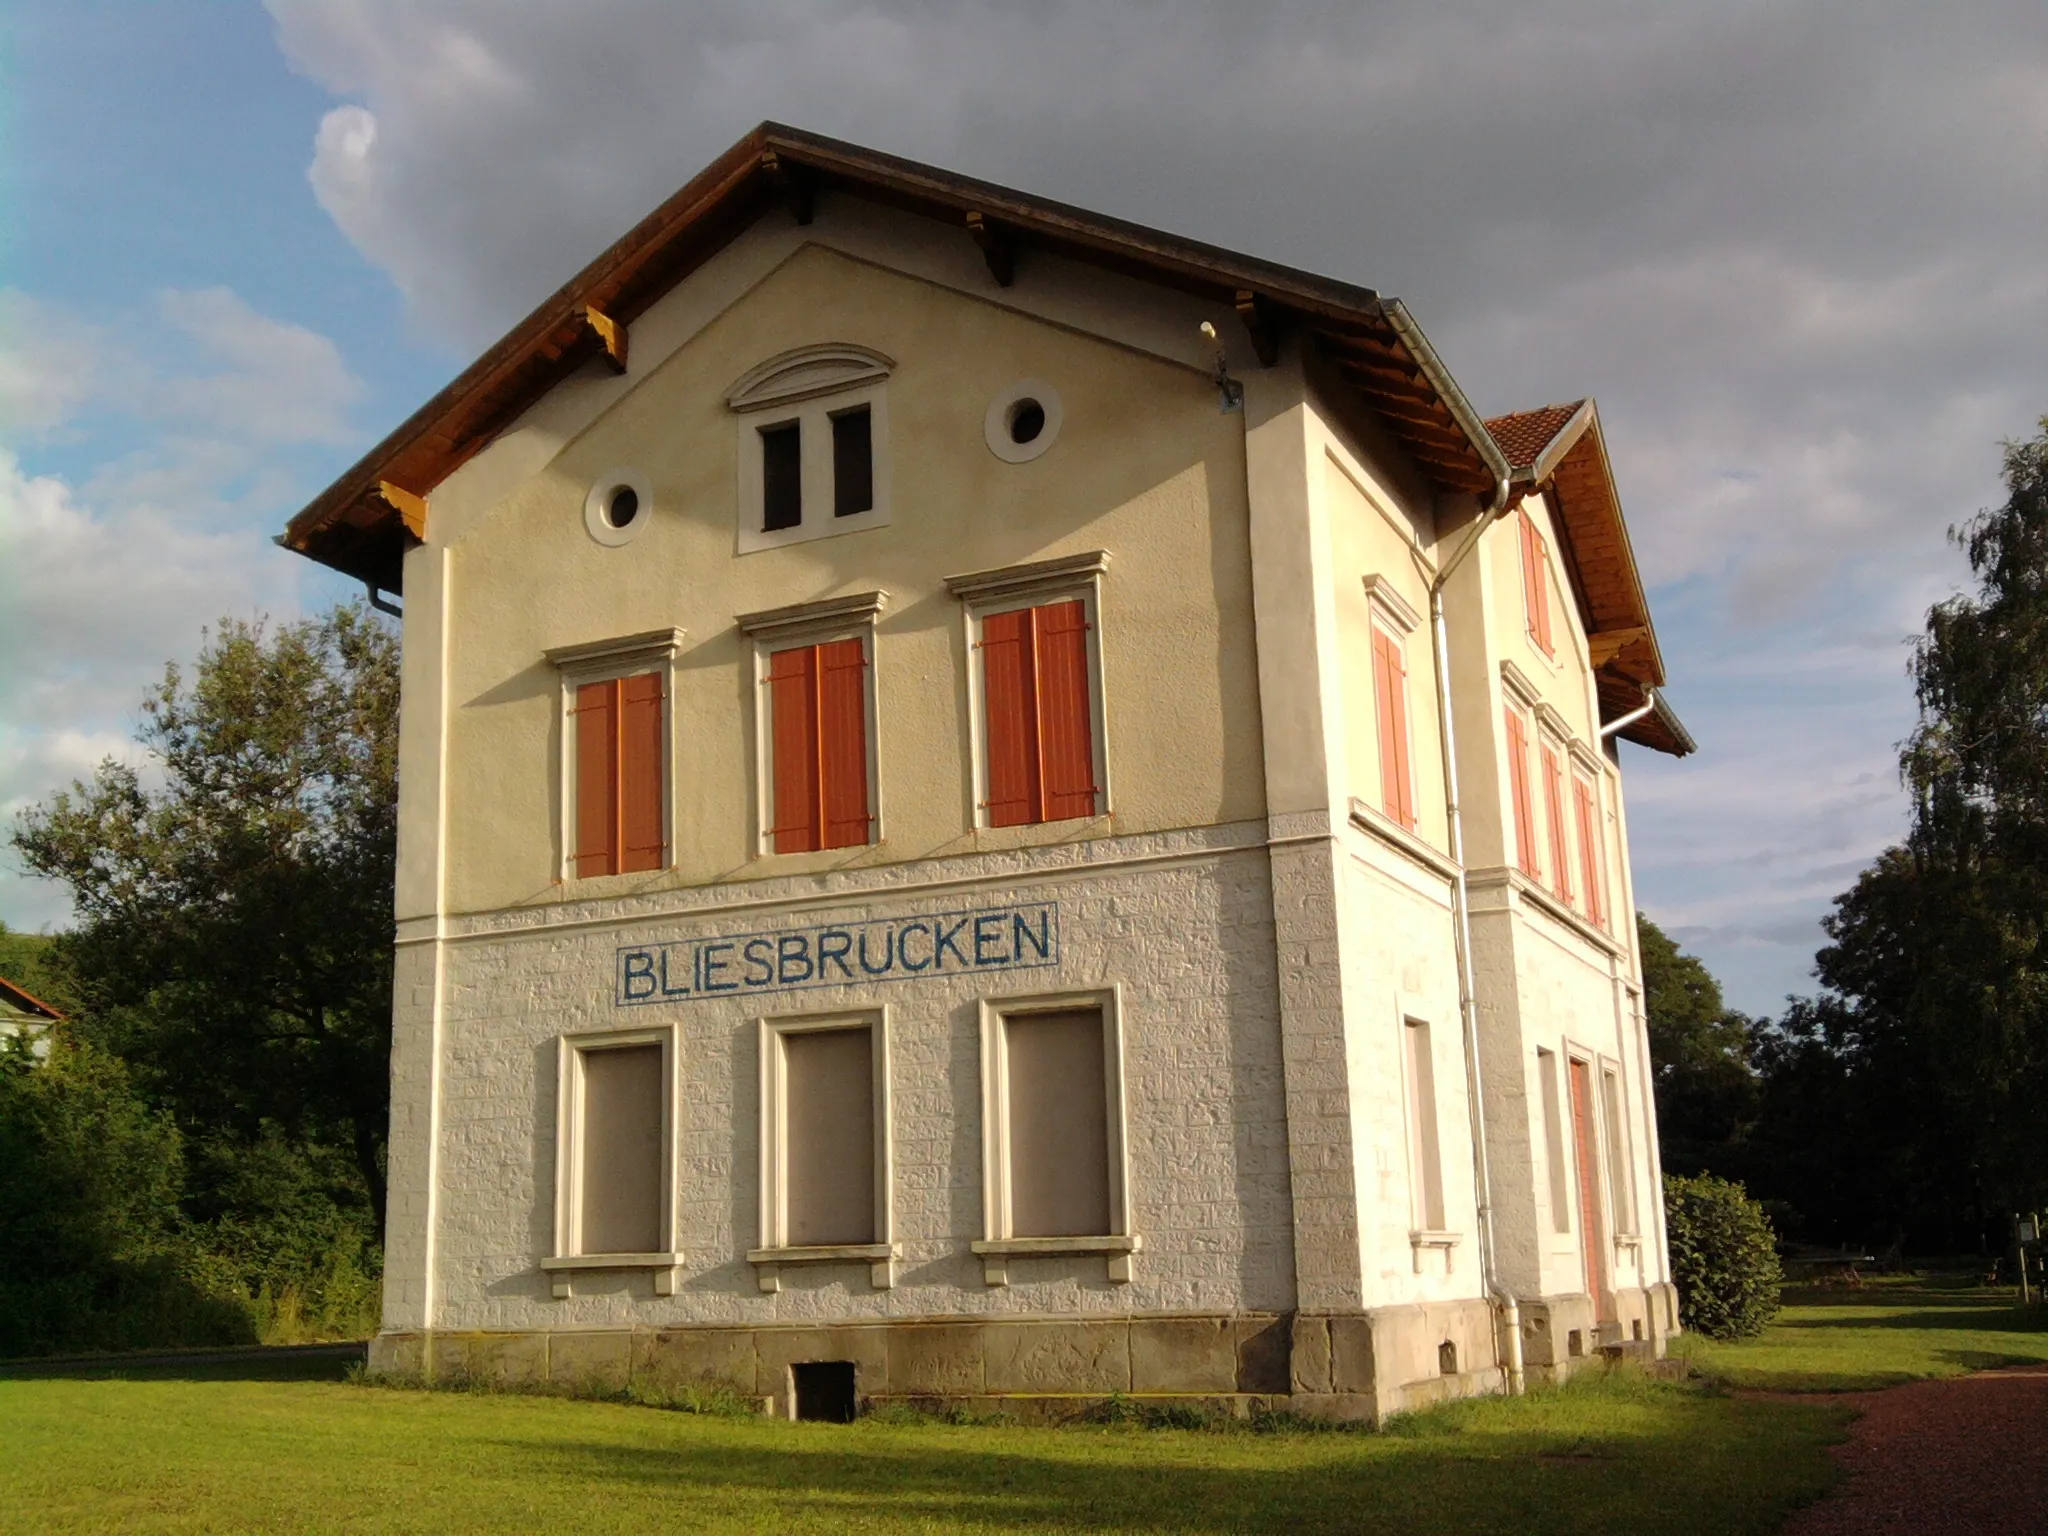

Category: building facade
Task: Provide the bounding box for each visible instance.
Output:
[284,125,1691,1422]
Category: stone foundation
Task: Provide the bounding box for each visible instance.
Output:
[368,1300,1521,1423]
[1517,1282,1680,1383]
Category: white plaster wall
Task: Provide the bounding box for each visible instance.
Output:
[417,831,1294,1331]
[1333,831,1482,1310]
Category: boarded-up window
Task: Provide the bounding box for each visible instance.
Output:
[1538,1048,1571,1233]
[781,1027,875,1246]
[1601,1067,1636,1234]
[1405,1018,1445,1230]
[981,600,1099,827]
[832,407,873,517]
[1004,1009,1111,1238]
[766,638,870,853]
[1519,509,1554,655]
[1573,771,1606,928]
[573,672,666,878]
[1541,743,1573,905]
[761,421,802,530]
[1505,706,1539,877]
[1372,625,1416,829]
[576,1044,664,1255]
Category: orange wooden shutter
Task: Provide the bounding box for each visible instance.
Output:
[573,679,619,877]
[1372,627,1415,829]
[1542,744,1573,904]
[1035,600,1098,822]
[618,671,665,873]
[767,645,821,853]
[817,637,871,849]
[1505,706,1538,875]
[981,606,1039,827]
[1520,510,1554,655]
[1574,775,1606,927]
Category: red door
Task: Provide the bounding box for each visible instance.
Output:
[1569,1057,1614,1322]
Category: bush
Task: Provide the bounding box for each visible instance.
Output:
[0,1033,253,1357]
[1665,1173,1783,1340]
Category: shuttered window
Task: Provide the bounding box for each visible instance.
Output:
[766,637,871,854]
[980,599,1099,827]
[1542,742,1574,905]
[1573,771,1607,928]
[1519,509,1554,656]
[572,672,666,878]
[1505,706,1540,877]
[1371,624,1416,829]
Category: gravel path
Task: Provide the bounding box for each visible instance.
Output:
[1783,1366,2048,1535]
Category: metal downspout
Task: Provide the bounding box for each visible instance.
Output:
[1432,476,1525,1396]
[1599,689,1659,739]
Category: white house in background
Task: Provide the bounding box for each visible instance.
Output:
[0,975,63,1060]
[282,124,1691,1422]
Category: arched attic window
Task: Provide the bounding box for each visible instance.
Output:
[728,343,894,553]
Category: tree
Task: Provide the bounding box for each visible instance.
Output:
[1754,420,2048,1251]
[11,605,398,1236]
[1637,914,1758,1180]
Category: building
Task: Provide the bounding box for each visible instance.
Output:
[281,124,1691,1422]
[0,975,63,1060]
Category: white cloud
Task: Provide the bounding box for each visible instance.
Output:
[0,278,364,931]
[255,0,2046,1010]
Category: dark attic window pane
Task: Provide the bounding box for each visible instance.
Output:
[761,422,802,531]
[833,408,873,518]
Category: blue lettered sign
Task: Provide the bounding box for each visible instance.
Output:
[614,901,1059,1006]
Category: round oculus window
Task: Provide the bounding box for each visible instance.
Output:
[583,468,653,547]
[984,380,1062,463]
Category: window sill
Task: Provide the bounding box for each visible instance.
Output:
[972,1234,1141,1286]
[747,1242,899,1293]
[1347,799,1459,883]
[540,1252,684,1300]
[1409,1230,1460,1275]
[1498,870,1624,958]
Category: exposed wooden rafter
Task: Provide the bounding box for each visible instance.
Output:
[964,211,1015,287]
[1587,627,1649,668]
[760,149,813,226]
[375,482,428,542]
[1234,290,1281,368]
[582,306,628,373]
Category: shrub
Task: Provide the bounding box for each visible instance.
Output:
[1665,1172,1783,1340]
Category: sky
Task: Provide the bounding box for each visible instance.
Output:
[1,0,2043,1014]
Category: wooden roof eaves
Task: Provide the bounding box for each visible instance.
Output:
[0,975,64,1020]
[279,121,1511,585]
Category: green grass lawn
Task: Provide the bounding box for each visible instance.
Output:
[1680,1274,2048,1391]
[0,1360,1844,1536]
[17,1280,2029,1535]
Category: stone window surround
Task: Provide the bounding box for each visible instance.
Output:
[736,591,889,859]
[974,984,1138,1287]
[945,550,1114,832]
[543,628,685,884]
[727,343,894,555]
[748,1005,898,1293]
[541,1022,682,1299]
[1560,1038,1643,1263]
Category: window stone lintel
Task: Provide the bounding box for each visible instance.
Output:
[735,590,888,641]
[544,627,685,673]
[945,549,1110,604]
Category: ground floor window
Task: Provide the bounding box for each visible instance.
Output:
[975,990,1135,1284]
[545,1025,679,1297]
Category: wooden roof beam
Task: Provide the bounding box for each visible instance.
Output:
[582,306,628,373]
[964,211,1015,287]
[760,149,813,226]
[1235,290,1281,368]
[375,482,428,542]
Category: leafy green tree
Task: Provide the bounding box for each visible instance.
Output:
[1637,914,1758,1179]
[11,606,398,1236]
[1750,420,2048,1251]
